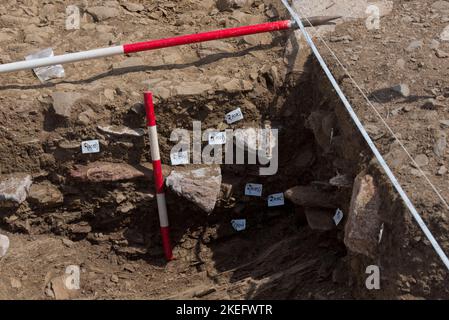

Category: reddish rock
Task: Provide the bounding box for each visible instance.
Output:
[284,185,337,209]
[70,162,145,182]
[344,173,381,258]
[70,162,171,183]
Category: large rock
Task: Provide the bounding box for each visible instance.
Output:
[0,234,9,258]
[87,6,120,21]
[28,182,63,207]
[284,185,338,209]
[344,174,381,258]
[174,82,213,96]
[166,166,222,213]
[98,125,145,137]
[70,162,171,183]
[216,0,254,11]
[51,92,83,118]
[304,208,336,231]
[70,162,145,182]
[0,173,32,207]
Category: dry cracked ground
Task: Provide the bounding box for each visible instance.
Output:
[1,0,449,300]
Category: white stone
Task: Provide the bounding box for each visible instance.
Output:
[0,234,10,258]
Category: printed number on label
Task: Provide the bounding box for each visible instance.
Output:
[268,193,284,207]
[225,108,244,124]
[231,219,246,232]
[170,150,189,165]
[209,132,227,145]
[81,140,100,154]
[245,183,263,197]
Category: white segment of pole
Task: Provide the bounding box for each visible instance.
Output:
[0,46,124,74]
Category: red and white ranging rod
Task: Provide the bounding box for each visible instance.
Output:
[144,92,173,261]
[0,17,340,75]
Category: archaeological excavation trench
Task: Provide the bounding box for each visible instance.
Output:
[2,0,448,300]
[0,50,400,299]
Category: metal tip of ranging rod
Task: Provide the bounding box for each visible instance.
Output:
[290,15,342,29]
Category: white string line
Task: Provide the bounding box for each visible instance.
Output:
[298,12,449,211]
[281,0,449,271]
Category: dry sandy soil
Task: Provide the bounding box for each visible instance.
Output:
[1,0,449,300]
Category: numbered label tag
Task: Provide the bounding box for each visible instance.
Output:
[268,193,284,207]
[208,132,227,145]
[333,208,344,226]
[170,150,189,165]
[81,140,100,154]
[245,183,263,197]
[231,219,246,232]
[225,108,244,124]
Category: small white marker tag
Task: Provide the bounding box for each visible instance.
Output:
[81,140,100,154]
[268,193,284,207]
[333,208,344,226]
[225,108,244,124]
[231,219,246,232]
[208,132,227,145]
[170,151,189,165]
[245,183,263,197]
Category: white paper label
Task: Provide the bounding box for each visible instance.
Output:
[208,132,227,145]
[231,219,246,232]
[268,193,284,207]
[225,108,244,124]
[170,150,189,165]
[245,183,263,197]
[81,140,100,154]
[333,208,344,226]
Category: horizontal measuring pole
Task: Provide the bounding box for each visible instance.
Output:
[0,16,340,75]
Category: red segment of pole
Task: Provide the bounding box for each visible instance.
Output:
[144,93,157,127]
[152,160,165,194]
[124,20,292,54]
[144,92,173,261]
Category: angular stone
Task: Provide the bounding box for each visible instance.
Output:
[440,25,449,41]
[216,0,254,11]
[0,173,32,207]
[344,174,381,258]
[284,186,338,209]
[0,234,10,258]
[71,162,140,183]
[174,82,212,96]
[304,208,336,231]
[28,182,63,207]
[70,162,170,183]
[51,92,83,118]
[243,33,272,46]
[435,48,449,58]
[392,83,410,97]
[166,166,222,213]
[219,78,253,93]
[198,41,235,58]
[122,2,145,12]
[98,125,145,137]
[87,6,120,21]
[434,131,447,157]
[46,275,78,300]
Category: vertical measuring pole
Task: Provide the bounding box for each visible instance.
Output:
[144,92,173,261]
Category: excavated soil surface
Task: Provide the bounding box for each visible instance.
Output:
[1,0,448,300]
